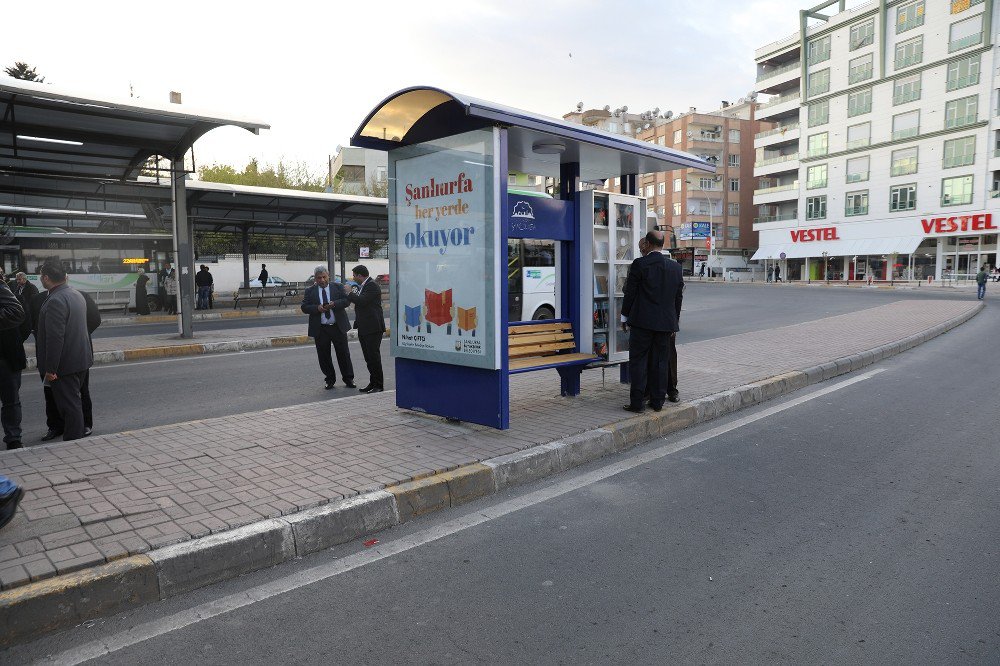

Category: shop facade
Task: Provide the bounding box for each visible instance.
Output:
[752,212,998,283]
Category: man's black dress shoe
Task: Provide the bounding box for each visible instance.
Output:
[359,385,373,393]
[650,403,663,412]
[667,394,680,403]
[6,441,22,450]
[368,386,384,393]
[83,428,92,437]
[325,381,335,390]
[623,404,644,414]
[41,430,62,442]
[344,382,356,389]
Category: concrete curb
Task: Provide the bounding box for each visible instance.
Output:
[0,301,982,646]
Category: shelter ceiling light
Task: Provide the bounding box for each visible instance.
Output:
[532,140,566,155]
[16,135,83,146]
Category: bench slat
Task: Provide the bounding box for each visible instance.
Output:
[508,322,571,335]
[508,332,575,347]
[509,341,576,358]
[509,352,599,371]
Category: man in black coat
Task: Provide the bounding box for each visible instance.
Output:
[346,265,385,394]
[31,282,101,440]
[258,264,269,286]
[621,231,684,413]
[0,278,25,528]
[0,272,29,450]
[13,272,38,312]
[300,266,354,390]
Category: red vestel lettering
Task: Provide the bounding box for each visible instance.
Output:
[790,227,840,242]
[921,214,996,234]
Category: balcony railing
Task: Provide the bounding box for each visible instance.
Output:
[846,138,871,149]
[755,123,800,140]
[897,15,925,34]
[755,153,799,168]
[756,60,801,81]
[891,162,918,176]
[807,83,831,97]
[759,91,801,109]
[947,73,980,91]
[691,135,724,143]
[994,148,1000,158]
[754,212,798,223]
[848,66,873,84]
[945,114,978,129]
[892,127,919,140]
[807,51,830,66]
[893,89,921,105]
[845,205,869,216]
[943,155,975,168]
[895,52,922,69]
[846,172,870,183]
[949,32,983,53]
[754,182,799,196]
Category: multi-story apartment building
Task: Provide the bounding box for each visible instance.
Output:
[328,146,387,195]
[753,0,997,282]
[567,102,771,274]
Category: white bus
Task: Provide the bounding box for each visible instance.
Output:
[507,237,556,321]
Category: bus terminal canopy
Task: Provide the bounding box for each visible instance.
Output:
[0,77,269,180]
[351,86,715,182]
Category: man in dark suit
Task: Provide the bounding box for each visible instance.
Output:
[0,271,29,450]
[31,288,101,440]
[0,279,25,528]
[258,264,269,286]
[13,272,38,312]
[35,264,94,441]
[621,231,684,413]
[300,266,354,390]
[346,265,385,394]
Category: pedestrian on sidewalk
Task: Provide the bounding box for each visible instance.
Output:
[34,264,94,442]
[31,287,100,440]
[0,271,28,450]
[767,265,773,283]
[976,265,988,300]
[13,272,38,312]
[135,268,150,315]
[258,263,269,286]
[0,278,24,528]
[301,266,354,390]
[774,264,782,282]
[195,265,214,310]
[165,268,178,315]
[621,231,684,413]
[346,265,385,394]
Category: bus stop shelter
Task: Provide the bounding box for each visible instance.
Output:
[351,86,712,429]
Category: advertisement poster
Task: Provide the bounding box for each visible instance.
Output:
[389,129,498,369]
[679,222,711,240]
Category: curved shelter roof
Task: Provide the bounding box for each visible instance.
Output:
[0,77,269,181]
[351,86,715,181]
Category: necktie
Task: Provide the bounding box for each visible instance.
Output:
[320,287,330,324]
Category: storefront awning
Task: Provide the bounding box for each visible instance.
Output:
[751,236,923,261]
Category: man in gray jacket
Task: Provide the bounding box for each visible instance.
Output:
[36,264,93,441]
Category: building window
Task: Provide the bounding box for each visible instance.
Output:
[897,1,925,34]
[949,15,983,52]
[700,176,716,190]
[895,36,923,70]
[607,122,618,133]
[850,20,875,49]
[806,195,827,220]
[845,191,869,216]
[892,110,920,140]
[943,136,976,168]
[847,122,871,149]
[657,136,666,146]
[946,55,980,91]
[846,155,870,183]
[848,54,874,84]
[807,132,828,157]
[658,182,666,195]
[729,178,740,192]
[945,95,978,129]
[644,184,654,198]
[673,129,682,144]
[729,129,741,143]
[808,100,829,127]
[728,202,740,216]
[673,178,682,192]
[848,88,872,117]
[673,202,682,215]
[952,0,985,13]
[728,226,741,240]
[893,74,922,105]
[808,68,830,97]
[808,35,831,65]
[728,154,740,167]
[657,206,665,217]
[891,147,919,176]
[942,175,974,205]
[890,183,917,211]
[807,164,828,189]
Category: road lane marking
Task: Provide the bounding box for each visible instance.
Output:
[48,368,884,665]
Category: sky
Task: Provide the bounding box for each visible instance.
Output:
[3,0,866,179]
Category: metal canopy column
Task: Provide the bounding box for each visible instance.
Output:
[338,229,348,279]
[171,159,194,338]
[241,226,250,288]
[327,221,337,274]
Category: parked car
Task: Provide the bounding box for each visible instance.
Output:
[305,274,358,288]
[376,273,390,286]
[248,276,288,288]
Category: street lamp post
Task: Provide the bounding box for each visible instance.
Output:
[687,176,721,278]
[822,251,828,284]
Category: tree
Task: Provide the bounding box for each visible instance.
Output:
[198,158,325,192]
[4,62,45,82]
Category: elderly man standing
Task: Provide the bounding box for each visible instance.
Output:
[35,263,93,441]
[621,231,684,413]
[301,266,354,390]
[12,272,38,311]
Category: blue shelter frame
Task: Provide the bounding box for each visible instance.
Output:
[352,87,713,429]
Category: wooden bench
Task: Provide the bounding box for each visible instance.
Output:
[508,320,598,396]
[83,289,131,315]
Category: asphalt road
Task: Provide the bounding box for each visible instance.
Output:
[9,286,996,664]
[16,284,983,444]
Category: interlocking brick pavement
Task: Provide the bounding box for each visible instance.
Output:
[0,299,979,591]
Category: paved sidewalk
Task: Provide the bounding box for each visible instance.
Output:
[0,299,979,592]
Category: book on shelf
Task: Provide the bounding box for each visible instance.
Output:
[593,275,609,297]
[615,272,628,295]
[593,333,608,358]
[615,235,633,260]
[594,239,609,261]
[594,198,609,227]
[592,299,609,330]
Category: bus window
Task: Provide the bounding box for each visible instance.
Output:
[522,239,555,267]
